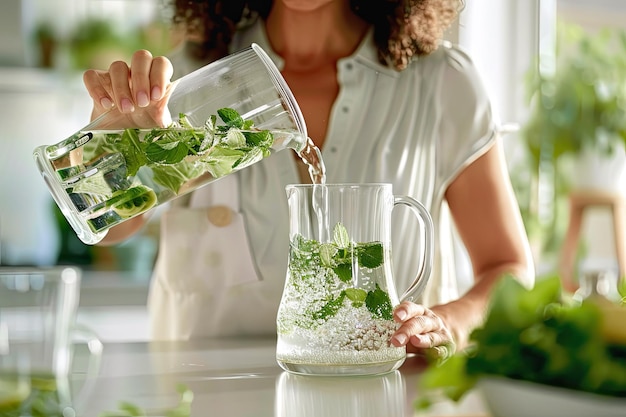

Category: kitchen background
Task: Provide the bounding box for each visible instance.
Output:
[0,0,624,341]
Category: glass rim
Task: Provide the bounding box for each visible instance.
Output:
[286,183,392,189]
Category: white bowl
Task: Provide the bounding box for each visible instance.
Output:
[478,376,626,417]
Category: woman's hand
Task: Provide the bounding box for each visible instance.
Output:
[82,49,174,128]
[391,301,456,361]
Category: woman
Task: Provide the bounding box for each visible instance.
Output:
[83,0,535,358]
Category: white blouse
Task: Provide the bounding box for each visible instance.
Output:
[151,20,498,338]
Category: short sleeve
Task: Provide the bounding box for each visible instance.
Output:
[436,44,498,187]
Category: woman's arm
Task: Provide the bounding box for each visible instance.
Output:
[440,138,534,344]
[392,139,534,354]
[97,215,149,246]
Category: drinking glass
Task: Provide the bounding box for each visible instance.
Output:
[33,43,309,244]
[0,266,102,415]
[0,350,30,414]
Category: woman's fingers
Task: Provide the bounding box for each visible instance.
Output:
[130,50,154,108]
[394,301,428,323]
[149,55,174,101]
[108,60,134,113]
[409,325,447,348]
[83,69,114,112]
[391,310,441,347]
[82,50,174,118]
[390,301,455,360]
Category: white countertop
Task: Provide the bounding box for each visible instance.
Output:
[70,337,488,417]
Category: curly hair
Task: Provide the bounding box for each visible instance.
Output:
[170,0,463,71]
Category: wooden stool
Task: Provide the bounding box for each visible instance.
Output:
[559,190,626,292]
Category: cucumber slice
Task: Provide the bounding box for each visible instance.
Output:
[107,185,157,218]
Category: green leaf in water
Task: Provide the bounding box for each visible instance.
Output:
[217,107,244,128]
[144,138,190,165]
[118,129,147,177]
[312,291,346,322]
[365,284,393,320]
[222,128,246,147]
[202,146,245,178]
[319,243,337,267]
[345,288,367,307]
[333,222,350,248]
[244,130,273,147]
[333,263,352,283]
[358,242,384,269]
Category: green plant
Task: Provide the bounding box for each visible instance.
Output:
[68,18,130,69]
[514,22,626,258]
[523,22,626,172]
[415,274,626,411]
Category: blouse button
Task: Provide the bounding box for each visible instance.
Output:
[342,106,349,113]
[330,146,338,153]
[346,62,353,70]
[207,205,233,227]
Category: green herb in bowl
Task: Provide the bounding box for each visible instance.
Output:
[416,274,626,414]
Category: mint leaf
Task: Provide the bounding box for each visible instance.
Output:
[217,107,244,128]
[312,292,346,321]
[106,185,157,218]
[118,129,147,176]
[365,284,393,320]
[199,114,217,151]
[202,146,245,178]
[151,161,204,193]
[232,146,265,170]
[333,263,352,282]
[319,243,337,267]
[144,138,190,164]
[223,128,246,147]
[358,242,384,268]
[244,130,272,147]
[345,288,367,307]
[333,223,350,248]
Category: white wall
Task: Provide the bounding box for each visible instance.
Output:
[458,0,542,130]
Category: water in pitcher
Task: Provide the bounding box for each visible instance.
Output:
[276,220,405,375]
[37,109,318,235]
[276,182,412,375]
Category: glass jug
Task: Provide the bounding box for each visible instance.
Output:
[33,44,310,244]
[276,183,434,376]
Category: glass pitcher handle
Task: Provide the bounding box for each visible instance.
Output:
[393,195,434,302]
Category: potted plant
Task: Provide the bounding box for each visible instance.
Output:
[515,22,626,260]
[522,22,626,191]
[33,21,57,68]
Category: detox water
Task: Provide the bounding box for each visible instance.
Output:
[276,221,405,375]
[34,109,315,241]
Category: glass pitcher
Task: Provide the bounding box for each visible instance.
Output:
[276,183,434,376]
[33,43,311,244]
